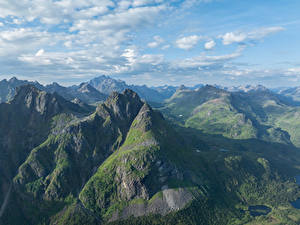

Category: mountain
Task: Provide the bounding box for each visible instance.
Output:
[45,82,107,104]
[88,75,128,95]
[160,85,300,146]
[0,77,107,105]
[272,86,300,102]
[149,85,178,99]
[88,75,176,103]
[0,77,44,102]
[2,87,199,224]
[0,76,176,105]
[0,85,90,223]
[223,84,268,93]
[9,87,200,224]
[1,85,300,225]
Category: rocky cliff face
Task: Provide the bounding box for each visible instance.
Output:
[0,77,107,104]
[0,77,44,103]
[46,82,107,104]
[0,85,92,223]
[79,98,198,223]
[13,89,144,201]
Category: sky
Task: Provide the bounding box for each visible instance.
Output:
[0,0,300,87]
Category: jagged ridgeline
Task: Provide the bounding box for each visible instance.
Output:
[1,85,300,225]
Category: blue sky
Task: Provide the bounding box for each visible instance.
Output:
[0,0,299,87]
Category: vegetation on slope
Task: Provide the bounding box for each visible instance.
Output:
[1,86,300,225]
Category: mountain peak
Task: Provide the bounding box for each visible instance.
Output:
[106,89,141,103]
[14,84,40,97]
[133,103,157,132]
[101,89,144,123]
[123,88,139,98]
[8,76,19,83]
[91,75,110,81]
[178,84,187,90]
[11,84,86,116]
[12,84,57,115]
[202,84,220,91]
[78,82,94,93]
[246,84,268,93]
[51,82,61,87]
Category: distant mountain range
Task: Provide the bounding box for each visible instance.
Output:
[88,75,178,102]
[3,75,300,106]
[0,76,179,104]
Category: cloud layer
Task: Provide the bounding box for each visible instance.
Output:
[0,0,297,87]
[220,27,284,45]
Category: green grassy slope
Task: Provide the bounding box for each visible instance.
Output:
[161,86,299,146]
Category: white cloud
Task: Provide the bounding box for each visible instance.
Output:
[148,42,159,48]
[204,40,216,50]
[140,54,164,65]
[122,47,164,68]
[176,35,201,50]
[70,6,165,32]
[288,68,300,74]
[0,0,116,24]
[64,41,72,48]
[220,26,284,45]
[175,46,244,68]
[122,48,138,66]
[19,50,52,65]
[69,5,166,51]
[147,35,164,48]
[0,0,170,83]
[221,32,247,45]
[35,49,44,57]
[0,28,63,57]
[13,18,23,25]
[0,1,293,87]
[161,44,170,50]
[132,0,164,7]
[248,26,285,39]
[0,28,34,41]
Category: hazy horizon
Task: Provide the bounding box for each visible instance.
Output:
[1,75,299,89]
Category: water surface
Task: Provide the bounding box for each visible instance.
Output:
[248,205,271,217]
[291,175,300,209]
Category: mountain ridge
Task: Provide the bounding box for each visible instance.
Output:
[1,82,300,224]
[160,85,294,145]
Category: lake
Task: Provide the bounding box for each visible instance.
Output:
[291,175,300,209]
[248,205,272,217]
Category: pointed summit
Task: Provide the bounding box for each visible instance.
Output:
[103,89,144,121]
[78,82,100,94]
[8,76,18,83]
[89,75,127,95]
[11,84,87,116]
[178,84,187,90]
[12,84,60,115]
